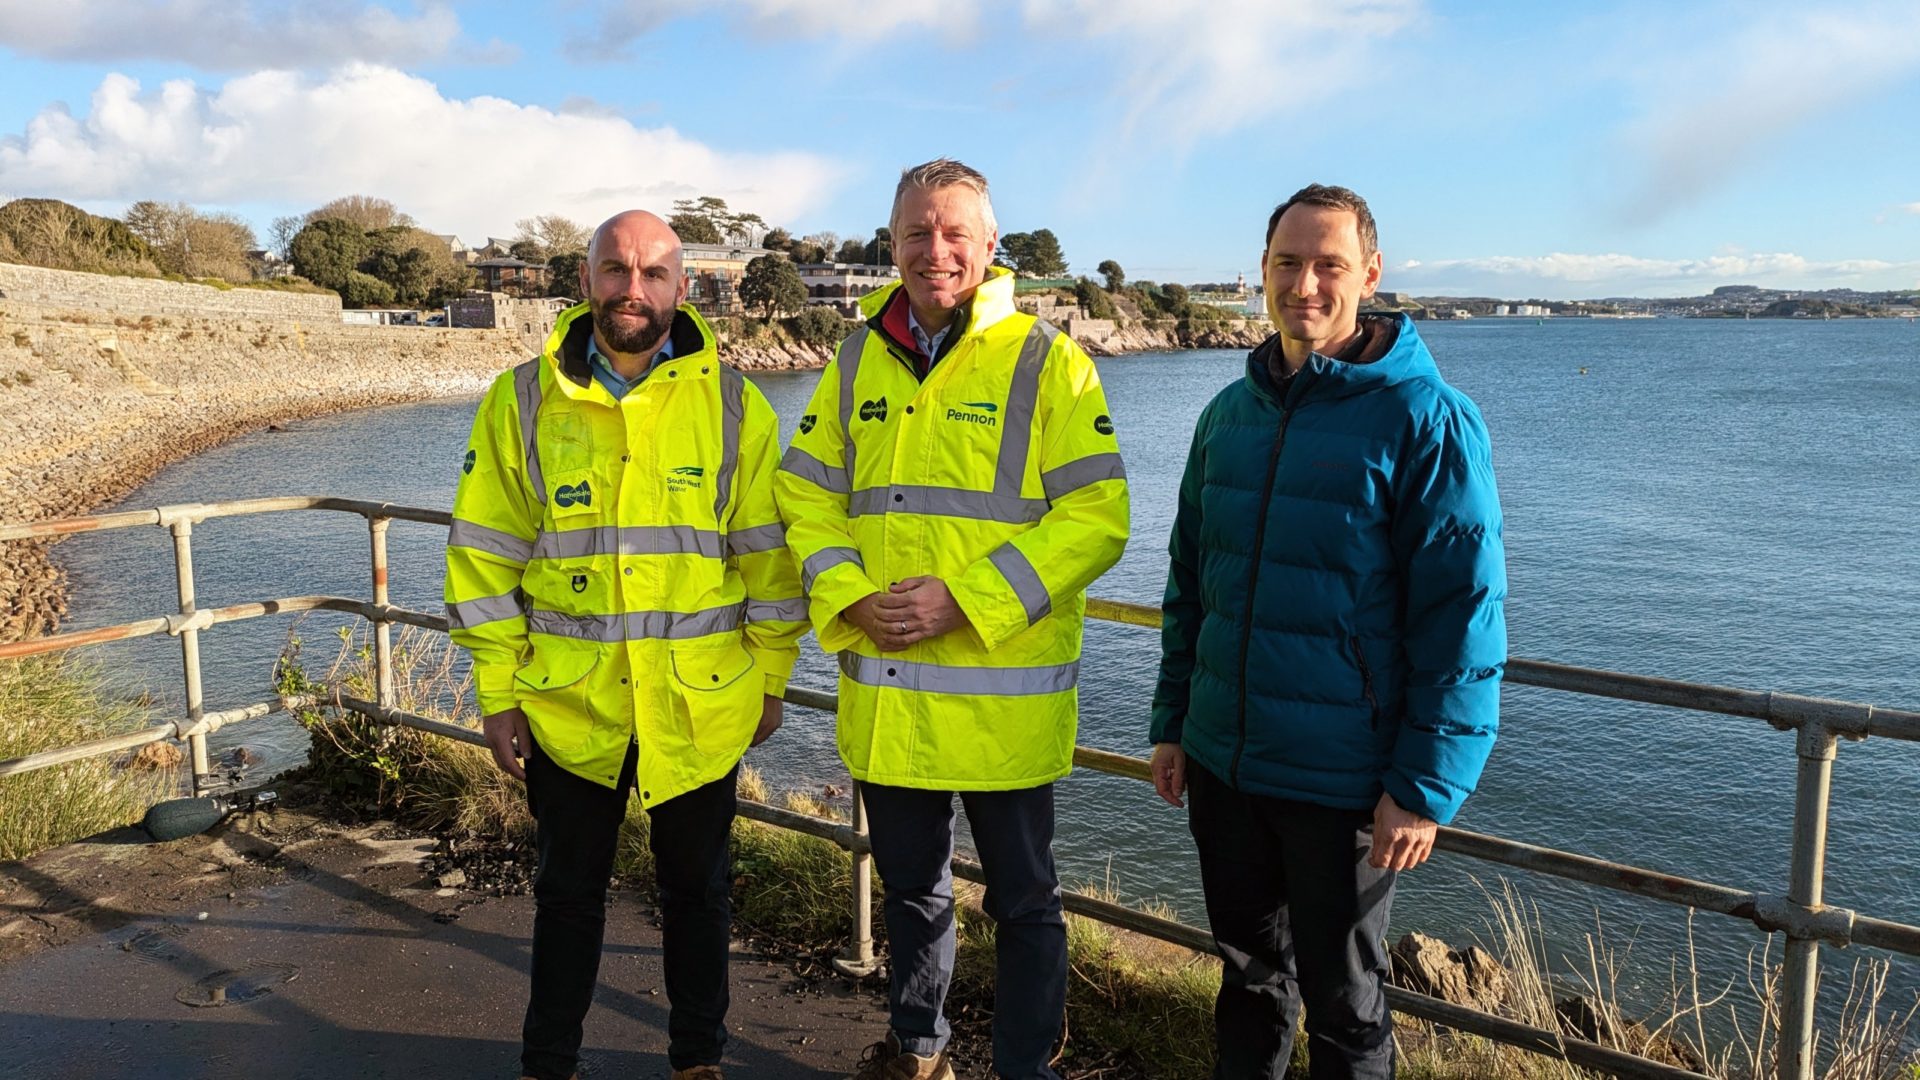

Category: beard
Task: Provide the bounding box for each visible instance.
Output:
[590,296,673,355]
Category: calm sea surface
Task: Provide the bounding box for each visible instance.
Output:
[55,317,1920,1015]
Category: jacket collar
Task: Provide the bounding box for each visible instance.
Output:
[1244,311,1435,407]
[859,265,1020,347]
[539,302,719,401]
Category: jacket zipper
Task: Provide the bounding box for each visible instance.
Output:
[1229,383,1303,789]
[1351,634,1381,730]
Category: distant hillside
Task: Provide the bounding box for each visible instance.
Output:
[0,199,159,276]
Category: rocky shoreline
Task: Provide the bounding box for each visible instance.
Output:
[0,280,1257,640]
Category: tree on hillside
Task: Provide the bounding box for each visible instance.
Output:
[513,214,590,261]
[268,215,302,260]
[1074,277,1117,319]
[788,240,827,264]
[288,218,366,292]
[802,231,840,256]
[0,199,157,275]
[669,196,767,247]
[739,254,806,321]
[508,239,545,263]
[863,227,892,266]
[997,229,1067,278]
[1097,259,1125,291]
[124,200,254,280]
[669,212,723,245]
[761,227,793,253]
[304,195,413,231]
[835,238,867,264]
[723,211,766,246]
[547,251,586,298]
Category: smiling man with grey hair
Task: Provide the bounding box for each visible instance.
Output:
[778,159,1130,1080]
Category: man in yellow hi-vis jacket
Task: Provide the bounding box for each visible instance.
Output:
[446,210,804,1080]
[776,160,1129,1080]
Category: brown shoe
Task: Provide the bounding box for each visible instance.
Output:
[848,1033,953,1080]
[673,1067,725,1080]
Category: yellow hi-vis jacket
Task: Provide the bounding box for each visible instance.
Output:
[445,302,805,806]
[774,268,1129,791]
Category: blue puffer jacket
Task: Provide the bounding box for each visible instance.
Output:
[1150,314,1506,825]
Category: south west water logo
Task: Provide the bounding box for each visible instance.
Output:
[798,414,817,434]
[858,398,888,422]
[946,400,999,426]
[554,480,593,508]
[667,465,706,492]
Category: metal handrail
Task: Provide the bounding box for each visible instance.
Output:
[4,496,1916,1080]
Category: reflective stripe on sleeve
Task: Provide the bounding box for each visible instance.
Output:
[987,542,1052,625]
[778,446,850,494]
[838,651,1079,696]
[836,329,868,476]
[802,546,865,591]
[448,519,535,564]
[513,359,546,505]
[746,596,809,623]
[527,602,746,642]
[847,485,1048,525]
[714,367,744,526]
[446,590,526,630]
[726,523,787,557]
[1039,452,1127,502]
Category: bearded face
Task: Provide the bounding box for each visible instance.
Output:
[590,293,672,355]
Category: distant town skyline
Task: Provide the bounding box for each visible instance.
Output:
[0,0,1916,298]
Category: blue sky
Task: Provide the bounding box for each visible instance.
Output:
[0,0,1915,298]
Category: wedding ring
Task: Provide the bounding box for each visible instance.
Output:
[898,621,907,633]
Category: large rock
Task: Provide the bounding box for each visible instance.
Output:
[1389,932,1509,1011]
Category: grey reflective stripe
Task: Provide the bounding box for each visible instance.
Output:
[513,359,546,505]
[448,518,535,564]
[528,602,746,642]
[531,525,724,560]
[1039,452,1127,502]
[714,367,744,527]
[839,651,1079,696]
[848,485,1048,525]
[746,596,808,623]
[446,590,526,630]
[836,328,868,477]
[726,523,787,557]
[988,542,1051,625]
[802,546,864,591]
[993,321,1056,497]
[778,446,849,494]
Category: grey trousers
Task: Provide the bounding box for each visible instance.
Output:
[1187,762,1398,1080]
[862,781,1067,1080]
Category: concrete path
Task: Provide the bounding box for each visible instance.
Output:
[0,811,891,1080]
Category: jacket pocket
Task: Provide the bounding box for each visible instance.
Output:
[545,465,602,524]
[669,639,762,756]
[513,643,600,752]
[1349,634,1381,731]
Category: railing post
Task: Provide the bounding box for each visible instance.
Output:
[168,519,209,796]
[832,780,881,978]
[1779,721,1838,1080]
[368,516,394,708]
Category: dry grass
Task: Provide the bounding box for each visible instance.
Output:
[0,654,177,861]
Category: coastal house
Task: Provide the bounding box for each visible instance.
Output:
[796,262,900,316]
[473,256,548,294]
[682,242,773,316]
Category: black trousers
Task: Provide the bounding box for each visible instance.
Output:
[1187,761,1397,1080]
[520,736,738,1080]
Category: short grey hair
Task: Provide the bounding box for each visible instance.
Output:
[890,157,998,238]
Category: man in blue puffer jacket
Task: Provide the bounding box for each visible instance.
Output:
[1150,184,1506,1079]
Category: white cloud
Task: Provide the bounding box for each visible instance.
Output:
[1022,0,1421,144]
[1611,2,1920,225]
[0,66,843,241]
[568,0,964,60]
[1900,202,1920,215]
[0,0,497,70]
[1392,251,1920,297]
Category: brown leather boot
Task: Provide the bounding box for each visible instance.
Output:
[847,1033,953,1080]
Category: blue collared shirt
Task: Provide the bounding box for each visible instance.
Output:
[906,308,953,363]
[587,332,674,400]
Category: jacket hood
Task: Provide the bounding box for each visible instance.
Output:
[858,265,1020,336]
[1246,311,1434,405]
[538,301,718,399]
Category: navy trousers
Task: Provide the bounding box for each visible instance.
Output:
[520,736,738,1080]
[862,781,1067,1080]
[1187,761,1398,1080]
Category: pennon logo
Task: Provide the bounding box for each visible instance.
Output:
[1094,414,1115,436]
[554,480,593,508]
[859,397,888,422]
[798,413,817,434]
[946,400,999,426]
[462,449,476,474]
